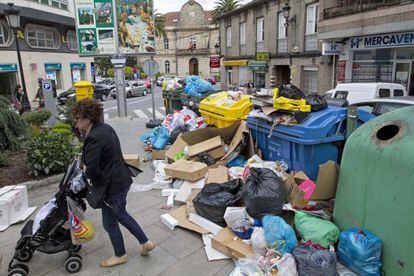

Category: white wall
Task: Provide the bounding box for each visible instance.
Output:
[7,0,73,17]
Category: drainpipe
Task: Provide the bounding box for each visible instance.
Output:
[347,105,358,139]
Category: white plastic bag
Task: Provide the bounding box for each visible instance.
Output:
[230,258,265,276]
[67,197,95,245]
[275,253,298,276]
[223,207,247,228]
[251,227,268,256]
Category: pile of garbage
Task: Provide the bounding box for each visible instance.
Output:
[184,75,215,97]
[138,119,383,276]
[163,77,186,92]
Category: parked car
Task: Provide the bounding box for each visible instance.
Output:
[156,77,164,86]
[126,81,148,98]
[57,86,76,105]
[145,78,152,89]
[325,82,407,104]
[352,97,414,119]
[93,83,111,101]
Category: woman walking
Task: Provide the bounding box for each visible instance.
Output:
[72,99,155,267]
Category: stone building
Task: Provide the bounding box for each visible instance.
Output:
[152,0,220,78]
[217,0,332,94]
[319,0,414,95]
[0,0,93,100]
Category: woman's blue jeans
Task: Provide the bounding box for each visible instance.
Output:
[102,186,148,257]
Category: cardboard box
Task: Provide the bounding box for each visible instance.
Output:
[283,161,339,206]
[164,159,208,182]
[211,227,254,260]
[188,136,224,158]
[0,185,34,231]
[123,154,140,168]
[206,166,229,184]
[152,150,166,160]
[169,205,209,234]
[166,122,254,165]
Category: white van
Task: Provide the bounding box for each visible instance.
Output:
[325,83,407,104]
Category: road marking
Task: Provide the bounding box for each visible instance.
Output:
[147,108,164,119]
[160,106,166,111]
[133,109,149,118]
[104,95,162,112]
[104,113,109,121]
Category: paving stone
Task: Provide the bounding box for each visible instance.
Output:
[214,261,236,276]
[158,248,231,276]
[158,230,203,260]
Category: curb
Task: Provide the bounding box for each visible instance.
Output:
[19,173,64,190]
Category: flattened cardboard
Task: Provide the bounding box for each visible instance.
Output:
[169,205,209,234]
[188,136,222,157]
[152,150,166,160]
[123,154,140,168]
[311,161,339,200]
[206,166,229,184]
[211,227,254,260]
[165,136,187,161]
[283,173,309,208]
[164,159,208,182]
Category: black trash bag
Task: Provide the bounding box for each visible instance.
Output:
[170,125,190,143]
[193,179,244,226]
[306,94,328,112]
[243,168,287,219]
[293,243,337,276]
[198,152,215,166]
[279,84,306,100]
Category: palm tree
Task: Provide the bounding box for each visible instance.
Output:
[154,10,167,39]
[212,0,241,23]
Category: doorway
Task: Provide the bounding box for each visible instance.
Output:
[0,72,17,101]
[395,62,414,95]
[274,65,291,87]
[189,58,199,76]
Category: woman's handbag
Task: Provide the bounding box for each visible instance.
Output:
[86,180,107,209]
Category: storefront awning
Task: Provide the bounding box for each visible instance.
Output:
[249,61,268,72]
[0,64,18,72]
[45,63,62,71]
[223,60,249,67]
[70,63,86,70]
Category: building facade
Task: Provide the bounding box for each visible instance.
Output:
[217,0,332,94]
[319,0,414,95]
[152,0,220,78]
[0,0,93,101]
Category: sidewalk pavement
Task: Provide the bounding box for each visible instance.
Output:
[0,117,235,276]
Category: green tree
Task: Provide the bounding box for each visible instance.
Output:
[95,57,112,77]
[107,68,114,78]
[154,10,167,39]
[212,0,240,23]
[0,95,27,151]
[124,66,133,80]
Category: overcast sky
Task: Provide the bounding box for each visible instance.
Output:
[154,0,252,14]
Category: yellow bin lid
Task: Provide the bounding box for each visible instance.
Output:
[74,80,93,88]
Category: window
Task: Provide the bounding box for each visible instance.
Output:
[26,24,60,49]
[278,13,287,39]
[306,3,319,35]
[334,91,348,99]
[256,18,264,42]
[377,103,409,115]
[190,37,196,49]
[66,31,78,51]
[303,67,318,94]
[355,103,375,114]
[227,67,233,87]
[379,89,390,98]
[165,61,170,74]
[393,89,404,97]
[239,23,246,45]
[226,27,232,47]
[0,21,12,47]
[164,38,169,50]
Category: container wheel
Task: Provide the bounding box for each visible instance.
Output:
[65,256,82,273]
[15,250,33,262]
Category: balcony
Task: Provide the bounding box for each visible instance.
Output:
[305,34,318,51]
[176,48,210,56]
[278,38,288,53]
[256,42,264,52]
[323,0,401,20]
[240,45,247,56]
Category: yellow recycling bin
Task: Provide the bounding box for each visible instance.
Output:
[74,81,94,101]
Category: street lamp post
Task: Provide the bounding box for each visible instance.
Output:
[4,3,30,110]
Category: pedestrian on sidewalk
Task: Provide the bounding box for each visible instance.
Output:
[72,99,155,267]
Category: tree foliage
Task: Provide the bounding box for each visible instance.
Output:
[212,0,241,23]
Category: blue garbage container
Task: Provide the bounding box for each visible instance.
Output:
[247,106,349,180]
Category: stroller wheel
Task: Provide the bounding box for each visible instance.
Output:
[16,250,34,262]
[65,256,82,273]
[8,263,29,276]
[9,263,29,273]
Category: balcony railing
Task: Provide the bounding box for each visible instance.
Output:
[323,0,401,20]
[305,34,318,51]
[278,38,288,53]
[256,42,264,52]
[240,45,247,56]
[176,48,210,55]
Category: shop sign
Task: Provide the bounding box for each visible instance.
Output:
[0,64,17,72]
[210,55,220,68]
[70,63,86,70]
[248,61,268,72]
[45,63,62,70]
[223,60,248,67]
[337,61,346,81]
[322,43,342,55]
[350,31,414,50]
[255,52,270,61]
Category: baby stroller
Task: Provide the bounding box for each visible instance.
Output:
[8,157,88,276]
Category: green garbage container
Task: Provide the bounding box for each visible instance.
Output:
[334,106,414,276]
[162,89,184,114]
[180,90,218,116]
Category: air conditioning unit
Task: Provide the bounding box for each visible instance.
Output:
[292,46,299,53]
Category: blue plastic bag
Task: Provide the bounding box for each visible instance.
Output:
[140,129,156,143]
[262,215,297,254]
[227,156,247,168]
[151,126,170,150]
[184,75,214,97]
[338,228,382,276]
